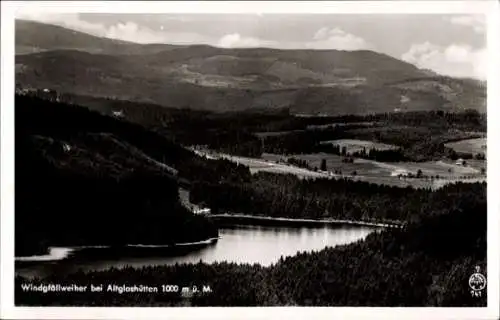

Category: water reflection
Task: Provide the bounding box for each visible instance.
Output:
[16,225,376,279]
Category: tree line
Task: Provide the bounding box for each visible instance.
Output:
[190,171,486,225]
[16,95,252,255]
[15,182,486,307]
[14,94,486,307]
[23,92,486,163]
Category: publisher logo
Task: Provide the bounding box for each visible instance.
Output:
[469,266,486,297]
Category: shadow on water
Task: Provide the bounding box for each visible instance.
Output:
[16,224,378,279]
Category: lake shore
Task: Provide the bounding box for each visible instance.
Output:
[15,214,400,264]
[15,237,221,263]
[210,213,403,229]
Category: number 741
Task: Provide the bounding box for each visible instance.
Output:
[471,290,482,298]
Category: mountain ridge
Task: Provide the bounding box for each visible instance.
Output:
[16,19,184,55]
[15,20,486,115]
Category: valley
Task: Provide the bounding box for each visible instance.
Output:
[12,18,488,308]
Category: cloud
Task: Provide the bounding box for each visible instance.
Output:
[105,22,167,43]
[17,12,108,36]
[306,27,371,50]
[217,33,278,48]
[16,12,208,44]
[402,42,487,80]
[217,27,370,51]
[18,13,371,51]
[446,15,486,34]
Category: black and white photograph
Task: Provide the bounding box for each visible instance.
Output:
[1,1,499,319]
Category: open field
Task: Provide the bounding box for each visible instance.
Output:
[389,159,482,177]
[263,152,383,176]
[319,139,398,153]
[463,159,487,171]
[221,153,330,178]
[445,138,487,155]
[197,150,486,189]
[280,153,484,178]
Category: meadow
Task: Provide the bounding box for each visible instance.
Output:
[445,138,487,155]
[319,139,398,154]
[219,152,486,189]
[263,152,483,176]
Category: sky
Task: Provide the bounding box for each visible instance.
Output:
[16,13,487,80]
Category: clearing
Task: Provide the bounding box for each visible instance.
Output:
[445,138,487,155]
[319,139,398,153]
[262,152,486,188]
[193,149,485,190]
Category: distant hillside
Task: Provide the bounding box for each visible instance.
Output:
[387,77,487,113]
[15,20,487,115]
[15,20,182,55]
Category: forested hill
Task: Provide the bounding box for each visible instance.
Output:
[16,182,486,306]
[15,20,486,114]
[15,95,230,256]
[15,20,183,55]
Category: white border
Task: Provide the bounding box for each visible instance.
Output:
[1,1,499,320]
[5,0,496,14]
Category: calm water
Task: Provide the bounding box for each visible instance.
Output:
[16,225,376,279]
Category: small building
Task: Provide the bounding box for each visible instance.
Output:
[193,208,211,215]
[37,88,59,102]
[112,110,124,118]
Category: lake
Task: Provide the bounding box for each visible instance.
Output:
[15,224,377,279]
